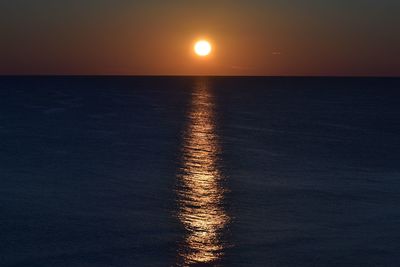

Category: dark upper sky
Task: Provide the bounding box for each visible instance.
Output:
[1,0,399,76]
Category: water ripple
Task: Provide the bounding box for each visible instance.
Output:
[176,79,230,266]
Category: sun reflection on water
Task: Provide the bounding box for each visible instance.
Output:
[176,79,230,266]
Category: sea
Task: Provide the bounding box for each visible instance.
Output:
[1,76,399,267]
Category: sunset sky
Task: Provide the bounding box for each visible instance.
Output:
[1,0,399,76]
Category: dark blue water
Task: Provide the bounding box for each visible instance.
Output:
[1,77,399,266]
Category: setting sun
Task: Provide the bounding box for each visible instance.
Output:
[194,40,212,57]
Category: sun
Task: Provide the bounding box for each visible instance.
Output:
[194,40,212,57]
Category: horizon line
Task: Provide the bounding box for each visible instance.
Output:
[0,74,399,78]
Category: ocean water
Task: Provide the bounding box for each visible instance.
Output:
[0,76,400,267]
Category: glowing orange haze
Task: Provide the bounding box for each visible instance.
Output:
[0,1,399,76]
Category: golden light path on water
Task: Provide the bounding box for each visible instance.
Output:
[176,79,230,266]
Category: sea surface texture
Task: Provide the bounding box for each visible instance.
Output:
[1,77,400,267]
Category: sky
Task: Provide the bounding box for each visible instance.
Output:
[1,0,399,76]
